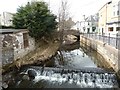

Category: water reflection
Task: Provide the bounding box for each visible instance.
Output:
[47,41,112,71]
[5,41,118,88]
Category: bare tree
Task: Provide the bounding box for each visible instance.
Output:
[58,0,68,62]
[58,0,69,31]
[64,17,75,30]
[58,0,70,46]
[58,0,70,62]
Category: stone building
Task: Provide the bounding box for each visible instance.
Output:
[0,29,35,66]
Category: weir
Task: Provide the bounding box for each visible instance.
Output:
[19,66,118,88]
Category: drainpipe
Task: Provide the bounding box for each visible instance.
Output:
[106,1,112,34]
[106,3,107,34]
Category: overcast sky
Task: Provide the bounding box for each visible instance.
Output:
[0,0,110,21]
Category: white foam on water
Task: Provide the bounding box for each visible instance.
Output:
[23,68,118,88]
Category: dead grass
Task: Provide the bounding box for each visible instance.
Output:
[2,33,60,73]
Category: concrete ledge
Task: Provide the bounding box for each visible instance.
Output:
[80,35,119,72]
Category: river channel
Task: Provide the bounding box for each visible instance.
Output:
[3,41,119,88]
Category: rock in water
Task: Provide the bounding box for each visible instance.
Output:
[2,82,8,89]
[22,75,30,80]
[28,70,37,79]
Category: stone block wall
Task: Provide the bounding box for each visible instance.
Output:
[1,31,35,66]
[80,35,119,72]
[13,33,35,60]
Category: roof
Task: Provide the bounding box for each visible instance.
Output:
[0,29,28,34]
[106,21,120,25]
[85,15,98,22]
[85,16,95,22]
[99,1,112,11]
[3,12,14,15]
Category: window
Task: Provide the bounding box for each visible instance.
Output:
[116,27,120,31]
[88,22,89,25]
[108,27,113,31]
[92,27,96,32]
[87,28,90,33]
[113,11,115,16]
[102,28,104,34]
[83,27,85,31]
[117,11,119,15]
[23,33,29,48]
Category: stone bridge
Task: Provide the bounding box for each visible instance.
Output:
[62,30,80,40]
[63,30,80,37]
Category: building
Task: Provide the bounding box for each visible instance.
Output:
[1,29,35,65]
[98,0,120,36]
[80,14,98,33]
[98,1,112,35]
[107,0,120,35]
[0,14,1,26]
[1,12,13,26]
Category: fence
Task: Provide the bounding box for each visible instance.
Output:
[82,33,120,49]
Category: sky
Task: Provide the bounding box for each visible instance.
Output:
[0,0,110,21]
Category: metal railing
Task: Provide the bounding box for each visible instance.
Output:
[82,33,120,49]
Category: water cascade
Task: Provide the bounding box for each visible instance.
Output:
[19,66,118,88]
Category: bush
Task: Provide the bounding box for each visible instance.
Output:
[13,1,57,39]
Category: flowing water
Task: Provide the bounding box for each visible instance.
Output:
[5,41,119,88]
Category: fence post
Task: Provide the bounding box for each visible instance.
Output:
[96,33,98,40]
[103,33,104,43]
[116,33,118,49]
[99,33,100,40]
[94,33,95,39]
[95,33,96,39]
[108,33,110,45]
[92,33,93,38]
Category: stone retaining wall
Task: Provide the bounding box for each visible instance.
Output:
[1,32,35,66]
[80,35,119,73]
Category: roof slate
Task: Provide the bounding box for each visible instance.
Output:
[0,29,28,34]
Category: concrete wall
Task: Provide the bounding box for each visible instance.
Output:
[1,31,35,66]
[99,0,120,35]
[80,35,119,72]
[98,3,107,34]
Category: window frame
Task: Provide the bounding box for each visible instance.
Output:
[23,33,29,48]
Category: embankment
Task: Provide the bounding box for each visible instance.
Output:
[80,35,120,77]
[2,37,60,73]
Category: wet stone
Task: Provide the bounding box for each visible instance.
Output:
[22,75,30,80]
[28,70,37,79]
[2,82,8,89]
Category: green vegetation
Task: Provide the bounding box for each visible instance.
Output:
[13,1,57,39]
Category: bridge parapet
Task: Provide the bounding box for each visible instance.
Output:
[63,30,80,36]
